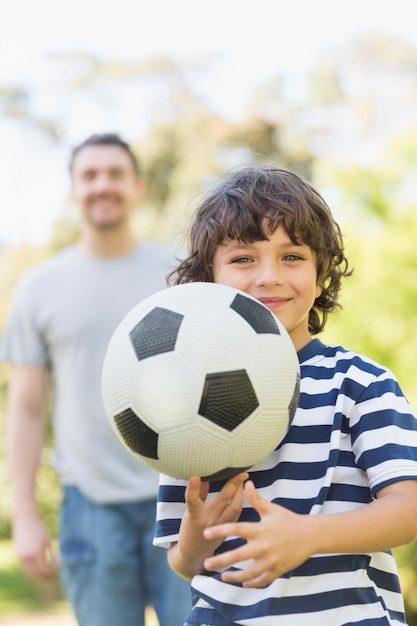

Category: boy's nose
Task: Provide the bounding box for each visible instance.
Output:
[255,263,284,287]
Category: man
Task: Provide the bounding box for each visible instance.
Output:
[1,133,190,626]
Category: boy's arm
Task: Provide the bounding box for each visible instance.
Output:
[6,364,59,580]
[203,478,417,588]
[311,479,417,552]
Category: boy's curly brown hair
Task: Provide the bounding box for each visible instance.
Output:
[168,165,351,335]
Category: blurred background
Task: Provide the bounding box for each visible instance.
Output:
[1,0,417,622]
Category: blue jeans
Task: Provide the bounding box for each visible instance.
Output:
[59,486,191,626]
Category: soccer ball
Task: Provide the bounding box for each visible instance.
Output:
[101,282,300,481]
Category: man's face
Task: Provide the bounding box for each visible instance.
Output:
[70,144,144,231]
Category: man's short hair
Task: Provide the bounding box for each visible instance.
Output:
[69,133,141,176]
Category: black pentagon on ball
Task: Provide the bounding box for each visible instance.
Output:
[129,307,184,361]
[288,373,300,425]
[230,293,280,335]
[198,369,259,431]
[114,407,159,459]
[202,465,252,482]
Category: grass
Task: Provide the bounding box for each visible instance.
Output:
[0,540,67,615]
[0,540,159,625]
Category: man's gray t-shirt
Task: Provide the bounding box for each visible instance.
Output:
[1,242,178,504]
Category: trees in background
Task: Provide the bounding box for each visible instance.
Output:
[1,32,417,620]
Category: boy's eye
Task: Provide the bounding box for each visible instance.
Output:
[283,253,303,261]
[231,256,252,264]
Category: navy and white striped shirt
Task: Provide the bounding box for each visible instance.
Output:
[155,339,417,625]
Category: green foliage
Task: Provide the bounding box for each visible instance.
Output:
[47,218,80,255]
[319,157,417,623]
[394,543,417,624]
[0,371,10,538]
[323,210,417,407]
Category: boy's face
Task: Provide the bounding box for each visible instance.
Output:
[70,145,144,231]
[212,226,321,351]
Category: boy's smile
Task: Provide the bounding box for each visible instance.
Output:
[212,226,321,351]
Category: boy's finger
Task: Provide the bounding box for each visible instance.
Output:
[185,476,202,507]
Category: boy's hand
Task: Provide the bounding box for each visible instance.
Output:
[185,472,248,525]
[173,472,248,574]
[203,480,316,587]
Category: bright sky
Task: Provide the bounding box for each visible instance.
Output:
[1,0,416,246]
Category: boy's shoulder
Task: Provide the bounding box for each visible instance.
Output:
[300,338,390,379]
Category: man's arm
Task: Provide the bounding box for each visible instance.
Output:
[6,364,59,579]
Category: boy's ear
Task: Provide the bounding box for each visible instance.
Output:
[315,284,323,299]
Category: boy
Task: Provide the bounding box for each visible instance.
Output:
[154,165,417,625]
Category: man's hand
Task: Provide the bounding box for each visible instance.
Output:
[13,514,59,580]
